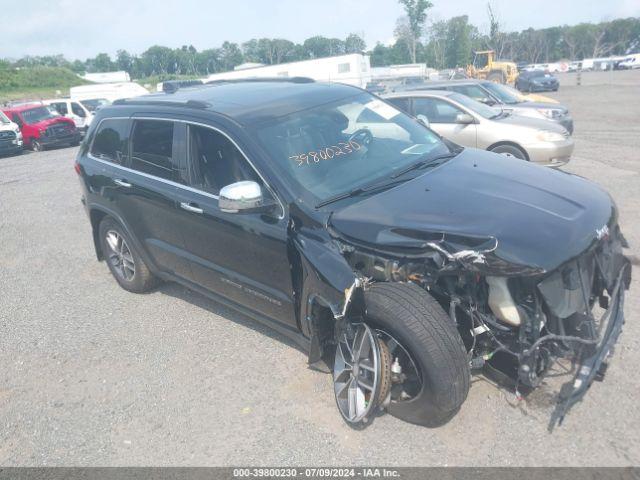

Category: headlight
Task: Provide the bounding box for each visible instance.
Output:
[516,109,547,120]
[536,109,562,119]
[536,130,566,142]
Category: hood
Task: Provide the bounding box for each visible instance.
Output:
[329,149,614,273]
[494,113,567,133]
[34,116,75,128]
[516,101,568,114]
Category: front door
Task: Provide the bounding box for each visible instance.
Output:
[174,122,297,329]
[412,97,478,148]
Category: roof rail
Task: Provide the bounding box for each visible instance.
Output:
[162,79,205,94]
[112,98,211,109]
[205,76,315,85]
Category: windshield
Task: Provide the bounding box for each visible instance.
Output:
[0,111,10,124]
[481,82,522,104]
[80,98,110,112]
[254,92,449,204]
[448,93,501,119]
[21,107,57,124]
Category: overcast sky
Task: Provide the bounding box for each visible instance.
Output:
[2,0,639,60]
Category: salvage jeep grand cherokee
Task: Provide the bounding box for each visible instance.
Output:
[75,79,631,428]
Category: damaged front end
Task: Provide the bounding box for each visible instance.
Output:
[331,221,631,428]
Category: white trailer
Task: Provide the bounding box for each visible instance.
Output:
[70,82,149,102]
[205,54,372,88]
[81,71,131,83]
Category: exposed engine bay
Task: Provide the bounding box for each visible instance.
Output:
[332,222,631,429]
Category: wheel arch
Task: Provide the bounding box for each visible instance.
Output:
[87,204,159,274]
[487,140,529,161]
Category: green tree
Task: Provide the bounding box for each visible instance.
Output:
[397,0,433,62]
[445,16,473,68]
[345,34,366,53]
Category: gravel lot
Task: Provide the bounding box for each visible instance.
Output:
[1,69,639,466]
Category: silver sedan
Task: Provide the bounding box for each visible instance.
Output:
[383,90,574,167]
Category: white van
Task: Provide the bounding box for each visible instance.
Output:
[42,98,94,134]
[0,110,23,156]
[70,82,149,103]
[618,54,640,69]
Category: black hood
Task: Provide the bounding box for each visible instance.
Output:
[329,149,615,273]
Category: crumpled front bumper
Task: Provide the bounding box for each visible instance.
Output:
[549,264,628,429]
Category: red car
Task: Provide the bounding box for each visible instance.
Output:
[2,104,81,151]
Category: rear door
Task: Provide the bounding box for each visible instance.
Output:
[105,117,192,279]
[411,97,477,147]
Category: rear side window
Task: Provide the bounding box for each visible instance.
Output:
[91,118,130,164]
[387,97,411,113]
[52,102,68,115]
[449,85,488,102]
[71,102,86,117]
[130,120,183,183]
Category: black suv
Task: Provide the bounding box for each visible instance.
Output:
[76,79,630,428]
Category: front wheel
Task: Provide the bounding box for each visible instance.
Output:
[335,282,470,427]
[489,144,527,160]
[31,140,43,152]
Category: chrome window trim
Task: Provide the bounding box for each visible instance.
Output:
[88,115,286,219]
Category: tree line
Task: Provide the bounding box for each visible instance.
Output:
[1,2,638,79]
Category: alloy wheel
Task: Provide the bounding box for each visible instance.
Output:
[105,230,136,281]
[333,323,381,424]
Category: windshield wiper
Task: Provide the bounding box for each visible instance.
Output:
[390,150,461,179]
[315,178,412,209]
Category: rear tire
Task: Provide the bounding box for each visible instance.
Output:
[99,217,159,293]
[490,143,527,160]
[364,282,469,426]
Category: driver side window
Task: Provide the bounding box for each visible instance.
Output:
[413,98,463,124]
[187,125,261,196]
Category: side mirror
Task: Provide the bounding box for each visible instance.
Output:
[455,113,475,124]
[416,114,430,128]
[480,98,496,106]
[219,180,272,214]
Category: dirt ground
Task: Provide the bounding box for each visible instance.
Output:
[0,69,639,466]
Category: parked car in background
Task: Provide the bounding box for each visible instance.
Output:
[515,70,559,92]
[78,98,111,112]
[2,104,80,151]
[0,110,23,156]
[618,55,640,69]
[396,79,573,133]
[384,90,573,166]
[42,98,94,135]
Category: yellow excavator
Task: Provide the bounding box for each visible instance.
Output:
[466,50,519,84]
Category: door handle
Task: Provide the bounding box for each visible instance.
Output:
[113,178,132,188]
[180,202,204,214]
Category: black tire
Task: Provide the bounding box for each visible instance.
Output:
[364,282,469,427]
[487,71,506,84]
[31,140,43,152]
[489,143,527,160]
[98,217,159,293]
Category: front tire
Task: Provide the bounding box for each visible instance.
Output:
[490,143,527,160]
[364,283,470,426]
[99,217,159,293]
[31,140,43,152]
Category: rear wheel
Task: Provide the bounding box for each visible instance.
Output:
[333,282,470,427]
[490,143,527,160]
[99,217,159,293]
